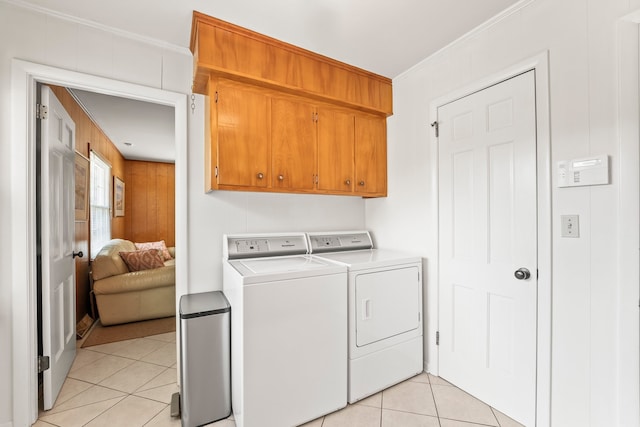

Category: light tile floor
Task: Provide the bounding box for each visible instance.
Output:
[35,332,525,427]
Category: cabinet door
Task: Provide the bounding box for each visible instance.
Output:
[271,97,317,190]
[216,82,270,188]
[354,114,387,196]
[317,108,354,193]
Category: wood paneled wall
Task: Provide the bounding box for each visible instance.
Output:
[124,161,175,247]
[49,85,126,321]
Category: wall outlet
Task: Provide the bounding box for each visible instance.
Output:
[561,215,579,238]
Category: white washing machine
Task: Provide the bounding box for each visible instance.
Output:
[308,231,423,403]
[222,233,347,427]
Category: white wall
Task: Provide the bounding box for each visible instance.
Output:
[0,2,365,425]
[366,0,639,426]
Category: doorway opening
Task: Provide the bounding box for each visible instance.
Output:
[11,59,188,426]
[35,82,178,413]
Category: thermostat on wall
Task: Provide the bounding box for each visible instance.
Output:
[557,154,609,187]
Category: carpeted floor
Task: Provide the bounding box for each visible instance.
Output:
[81,316,176,348]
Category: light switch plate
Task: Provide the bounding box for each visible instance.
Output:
[561,215,579,238]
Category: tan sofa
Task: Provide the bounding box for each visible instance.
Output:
[91,239,176,326]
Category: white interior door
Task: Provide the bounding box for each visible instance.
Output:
[438,71,537,426]
[40,85,77,410]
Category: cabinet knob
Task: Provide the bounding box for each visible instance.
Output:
[345,179,351,186]
[278,175,284,181]
[256,172,264,180]
[359,180,365,186]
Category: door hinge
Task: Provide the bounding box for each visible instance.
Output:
[214,91,219,103]
[430,121,439,137]
[36,104,48,120]
[214,166,219,178]
[38,355,50,373]
[436,331,440,346]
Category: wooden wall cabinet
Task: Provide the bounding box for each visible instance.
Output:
[193,12,390,197]
[213,81,270,190]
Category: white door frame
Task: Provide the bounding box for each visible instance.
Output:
[428,51,552,427]
[615,12,640,427]
[10,59,189,426]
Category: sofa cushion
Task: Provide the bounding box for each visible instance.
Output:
[119,249,165,272]
[92,239,137,280]
[93,265,175,295]
[135,240,172,261]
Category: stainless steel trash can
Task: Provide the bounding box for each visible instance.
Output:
[179,291,231,427]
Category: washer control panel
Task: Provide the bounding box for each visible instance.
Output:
[225,233,308,259]
[308,231,373,253]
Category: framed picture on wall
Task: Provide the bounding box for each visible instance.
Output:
[114,176,125,217]
[74,152,90,221]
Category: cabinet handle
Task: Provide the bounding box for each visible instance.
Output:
[345,179,351,185]
[257,172,264,180]
[359,180,365,186]
[278,175,284,181]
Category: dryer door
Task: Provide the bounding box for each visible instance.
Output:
[355,265,421,347]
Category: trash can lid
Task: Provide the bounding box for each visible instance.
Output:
[179,291,230,319]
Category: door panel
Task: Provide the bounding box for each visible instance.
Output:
[317,108,354,192]
[355,266,420,347]
[354,114,386,195]
[271,97,317,190]
[438,71,537,426]
[216,81,270,187]
[41,85,76,410]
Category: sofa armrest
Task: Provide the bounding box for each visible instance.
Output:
[93,265,175,295]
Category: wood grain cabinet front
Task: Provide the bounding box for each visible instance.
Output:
[271,97,317,191]
[317,107,355,194]
[354,114,387,197]
[206,79,387,197]
[211,80,270,190]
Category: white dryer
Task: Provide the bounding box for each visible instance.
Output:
[222,233,347,427]
[308,231,423,403]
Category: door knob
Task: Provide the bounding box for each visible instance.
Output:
[278,175,284,181]
[256,172,264,180]
[72,251,84,259]
[514,268,531,280]
[345,179,351,185]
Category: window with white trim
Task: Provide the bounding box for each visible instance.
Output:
[90,152,111,259]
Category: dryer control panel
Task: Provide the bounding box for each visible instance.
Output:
[308,231,373,253]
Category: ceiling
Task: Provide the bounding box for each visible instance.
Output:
[29,0,522,161]
[70,89,175,163]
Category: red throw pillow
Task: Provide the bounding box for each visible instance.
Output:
[119,249,165,272]
[135,240,172,261]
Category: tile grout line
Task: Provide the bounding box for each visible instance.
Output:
[140,400,169,426]
[490,407,502,427]
[43,393,127,418]
[426,374,443,427]
[379,389,383,427]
